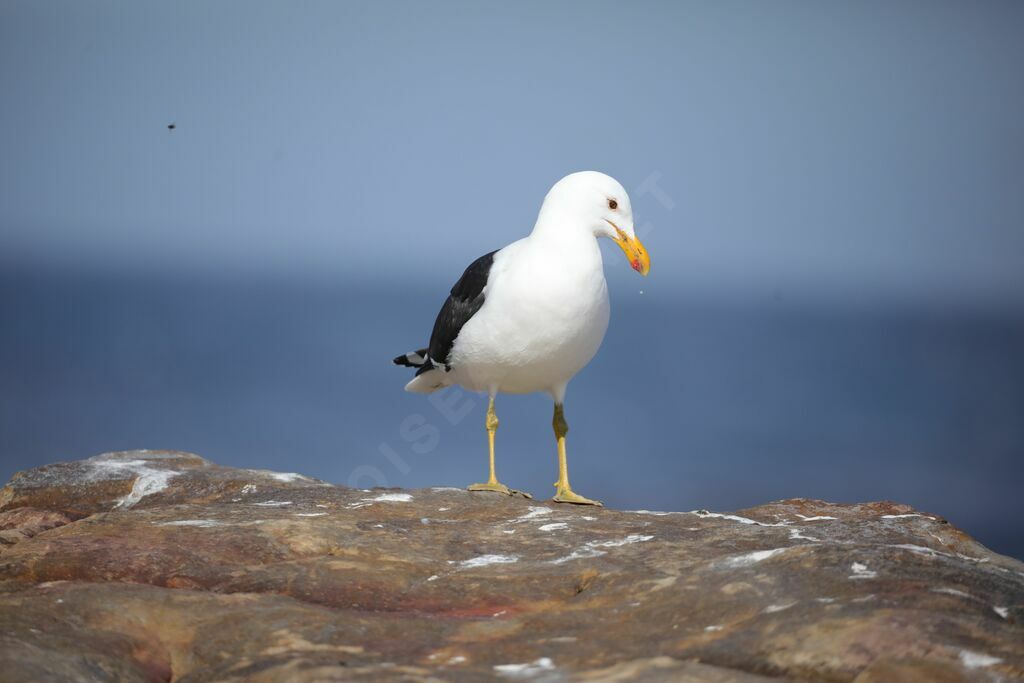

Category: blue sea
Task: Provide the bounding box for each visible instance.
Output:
[1,266,1022,559]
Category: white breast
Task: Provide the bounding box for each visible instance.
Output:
[448,235,610,396]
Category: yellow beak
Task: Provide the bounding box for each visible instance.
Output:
[612,228,651,276]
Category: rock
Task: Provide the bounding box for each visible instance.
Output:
[0,450,1021,682]
[0,508,72,546]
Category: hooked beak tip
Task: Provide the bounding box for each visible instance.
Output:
[611,225,651,276]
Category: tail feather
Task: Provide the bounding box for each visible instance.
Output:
[394,347,448,393]
[404,368,448,393]
[393,348,428,368]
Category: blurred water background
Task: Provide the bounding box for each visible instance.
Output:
[2,266,1021,558]
[2,1,1022,558]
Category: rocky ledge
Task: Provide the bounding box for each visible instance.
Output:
[0,451,1021,682]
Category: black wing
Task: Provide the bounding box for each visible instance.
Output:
[418,250,497,375]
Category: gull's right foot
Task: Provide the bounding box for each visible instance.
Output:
[552,486,603,506]
[468,482,533,499]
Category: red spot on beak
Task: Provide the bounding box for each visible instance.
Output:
[630,259,641,272]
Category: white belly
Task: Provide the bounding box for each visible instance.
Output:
[447,239,610,396]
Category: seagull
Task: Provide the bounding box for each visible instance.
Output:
[393,171,650,505]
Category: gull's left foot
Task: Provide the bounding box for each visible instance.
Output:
[468,482,533,499]
[552,486,603,506]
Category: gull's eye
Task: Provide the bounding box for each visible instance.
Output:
[608,198,618,210]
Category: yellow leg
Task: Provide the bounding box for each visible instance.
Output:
[551,404,602,506]
[468,397,532,498]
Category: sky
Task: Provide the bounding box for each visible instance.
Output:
[2,1,1023,309]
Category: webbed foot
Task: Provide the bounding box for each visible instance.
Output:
[552,486,603,506]
[468,482,533,499]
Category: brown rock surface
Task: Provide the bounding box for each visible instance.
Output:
[0,450,1021,682]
